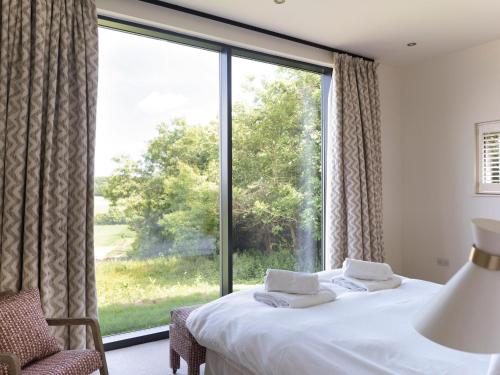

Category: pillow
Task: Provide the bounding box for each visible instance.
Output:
[0,289,61,368]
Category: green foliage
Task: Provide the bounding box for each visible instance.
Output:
[233,248,299,283]
[232,69,322,265]
[95,205,129,225]
[94,176,109,196]
[101,69,322,267]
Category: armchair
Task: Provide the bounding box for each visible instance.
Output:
[0,290,108,375]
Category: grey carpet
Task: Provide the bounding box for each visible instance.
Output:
[93,340,205,375]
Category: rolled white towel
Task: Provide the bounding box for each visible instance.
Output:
[254,286,337,308]
[342,258,393,281]
[265,269,319,295]
[332,275,402,292]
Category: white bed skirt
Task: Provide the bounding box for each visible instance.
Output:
[205,350,254,375]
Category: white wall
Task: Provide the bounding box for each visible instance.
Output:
[401,39,500,283]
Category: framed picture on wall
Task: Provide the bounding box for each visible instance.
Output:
[476,120,500,194]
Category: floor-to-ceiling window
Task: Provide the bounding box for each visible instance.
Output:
[95,27,220,336]
[232,57,323,289]
[95,18,329,340]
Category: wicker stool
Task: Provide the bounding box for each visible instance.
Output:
[170,306,206,375]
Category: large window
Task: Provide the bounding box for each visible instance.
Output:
[95,27,220,336]
[95,18,329,339]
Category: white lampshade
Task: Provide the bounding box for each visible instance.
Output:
[413,218,500,354]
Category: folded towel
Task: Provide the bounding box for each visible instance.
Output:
[342,258,393,281]
[254,287,337,308]
[265,269,320,295]
[332,275,402,292]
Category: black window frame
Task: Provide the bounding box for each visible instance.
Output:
[97,15,332,350]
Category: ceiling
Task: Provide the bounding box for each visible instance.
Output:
[160,0,500,66]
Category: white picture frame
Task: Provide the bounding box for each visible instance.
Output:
[476,120,500,195]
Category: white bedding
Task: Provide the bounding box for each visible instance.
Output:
[187,271,490,375]
[205,349,253,375]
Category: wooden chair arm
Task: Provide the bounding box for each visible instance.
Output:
[46,317,98,328]
[46,318,109,375]
[0,353,21,375]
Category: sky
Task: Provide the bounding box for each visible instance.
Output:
[95,27,278,177]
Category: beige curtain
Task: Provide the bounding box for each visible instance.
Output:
[0,0,98,349]
[326,54,384,269]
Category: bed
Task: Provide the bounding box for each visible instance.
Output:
[186,270,491,375]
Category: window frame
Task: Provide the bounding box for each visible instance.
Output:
[97,15,331,349]
[476,120,500,195]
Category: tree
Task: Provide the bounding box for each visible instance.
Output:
[103,69,321,267]
[94,176,109,196]
[232,69,321,270]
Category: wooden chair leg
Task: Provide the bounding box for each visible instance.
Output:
[170,348,180,374]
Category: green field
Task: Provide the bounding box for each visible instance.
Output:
[94,200,227,336]
[94,224,135,259]
[96,256,220,335]
[95,255,263,336]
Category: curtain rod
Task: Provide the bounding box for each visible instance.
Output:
[137,0,375,62]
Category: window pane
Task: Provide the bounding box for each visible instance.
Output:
[232,57,322,290]
[95,27,220,336]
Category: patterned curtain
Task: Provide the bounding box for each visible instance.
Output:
[0,0,98,349]
[325,54,384,269]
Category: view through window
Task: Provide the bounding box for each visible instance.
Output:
[95,27,220,336]
[232,57,323,289]
[95,26,323,336]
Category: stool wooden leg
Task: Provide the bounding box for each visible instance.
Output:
[170,348,180,374]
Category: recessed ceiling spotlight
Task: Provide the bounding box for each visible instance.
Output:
[274,0,286,4]
[407,42,417,47]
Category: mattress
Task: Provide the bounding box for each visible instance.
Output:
[187,270,491,375]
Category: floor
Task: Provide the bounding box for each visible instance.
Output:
[96,340,205,375]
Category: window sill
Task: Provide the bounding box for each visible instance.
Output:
[103,325,169,351]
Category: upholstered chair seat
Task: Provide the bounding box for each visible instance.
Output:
[21,350,102,375]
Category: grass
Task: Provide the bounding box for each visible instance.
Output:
[97,282,220,335]
[96,256,220,335]
[95,224,134,247]
[95,250,301,336]
[94,224,135,258]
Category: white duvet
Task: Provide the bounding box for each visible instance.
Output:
[186,271,490,375]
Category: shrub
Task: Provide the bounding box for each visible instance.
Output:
[95,209,128,225]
